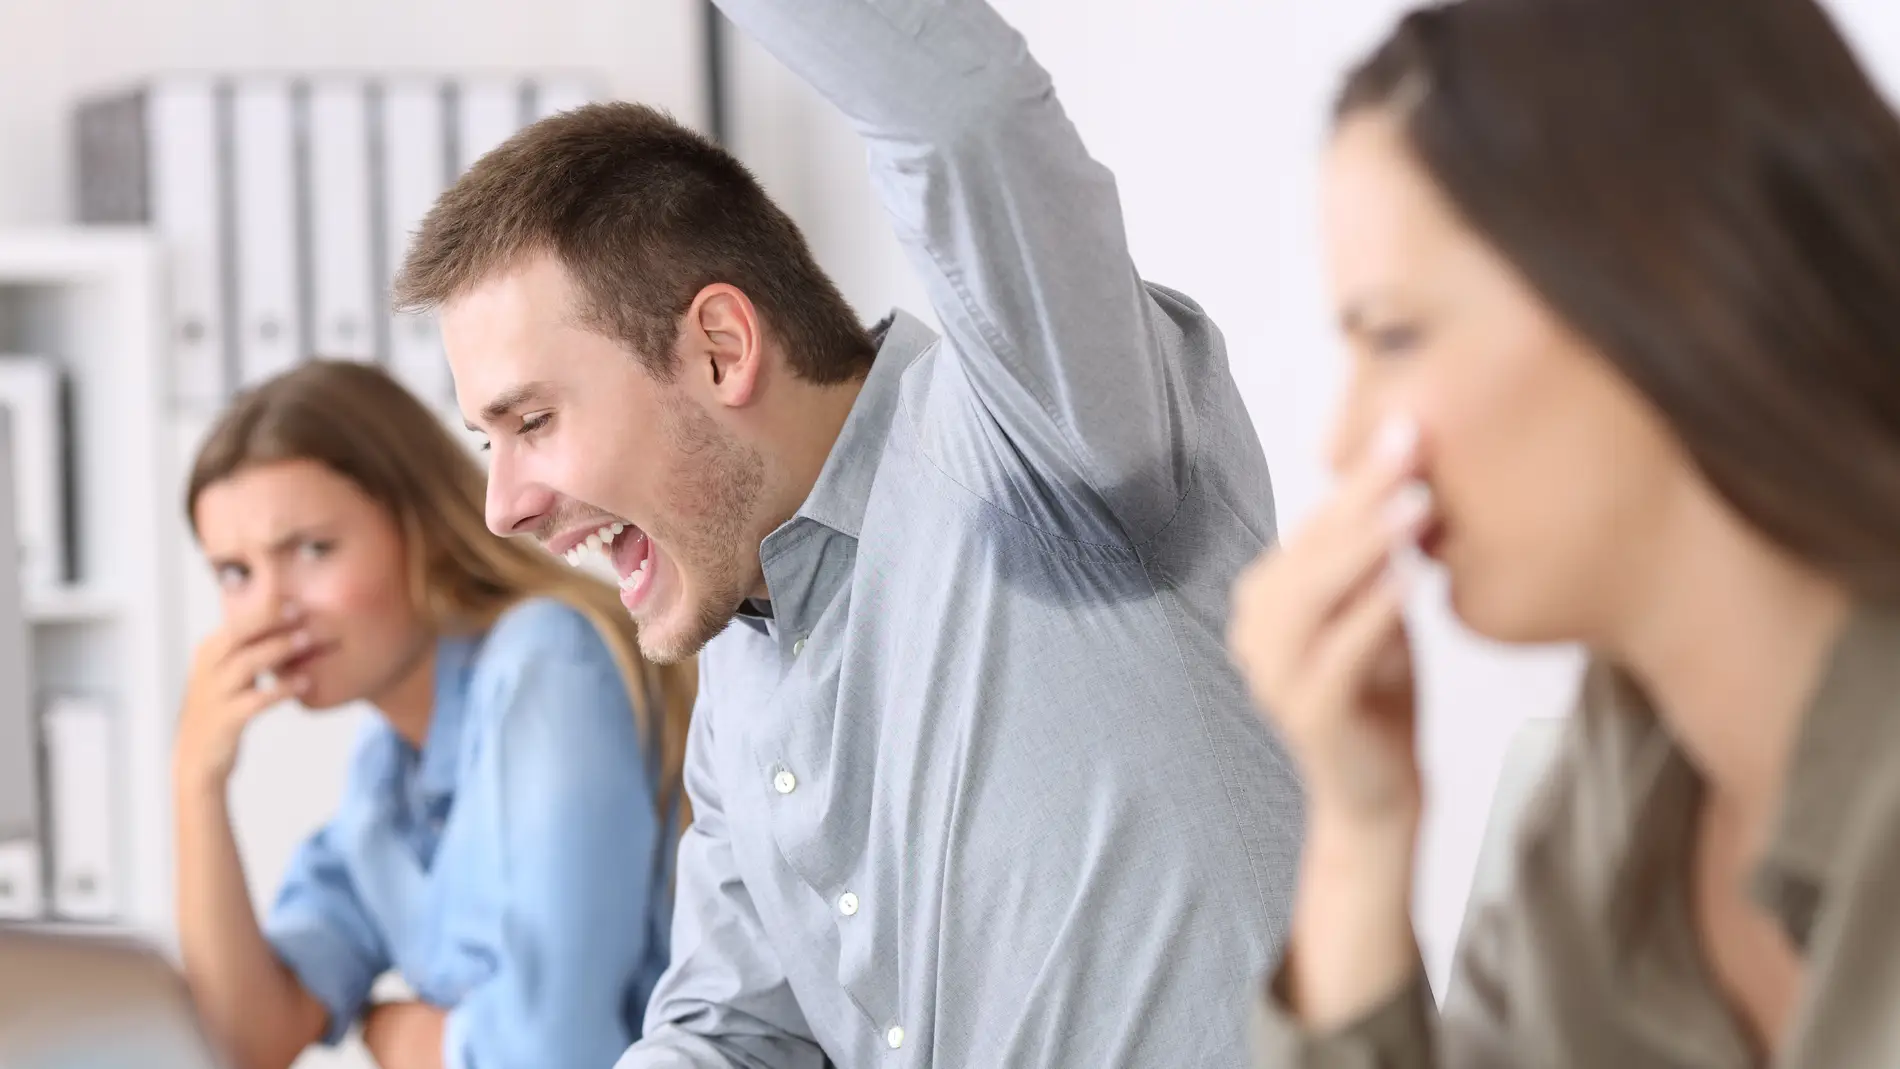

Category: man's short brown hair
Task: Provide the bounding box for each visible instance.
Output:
[394,102,875,384]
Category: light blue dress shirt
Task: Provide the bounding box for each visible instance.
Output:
[263,597,674,1069]
[621,1,1301,1066]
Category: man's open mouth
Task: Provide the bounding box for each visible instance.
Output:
[561,520,657,605]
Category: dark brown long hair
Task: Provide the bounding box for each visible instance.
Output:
[186,359,696,822]
[1340,0,1900,599]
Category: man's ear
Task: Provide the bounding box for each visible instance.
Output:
[686,284,763,407]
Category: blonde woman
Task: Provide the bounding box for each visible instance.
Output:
[171,360,694,1069]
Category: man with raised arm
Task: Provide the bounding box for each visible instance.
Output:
[397,1,1301,1064]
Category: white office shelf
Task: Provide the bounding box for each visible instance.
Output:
[0,228,169,940]
[25,586,119,625]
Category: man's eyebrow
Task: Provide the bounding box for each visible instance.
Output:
[468,381,557,431]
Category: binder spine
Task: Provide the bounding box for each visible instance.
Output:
[72,91,150,225]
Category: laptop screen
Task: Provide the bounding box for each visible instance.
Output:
[0,927,224,1069]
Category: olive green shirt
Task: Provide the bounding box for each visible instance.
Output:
[1253,603,1900,1068]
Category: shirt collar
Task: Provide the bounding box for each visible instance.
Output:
[1750,600,1900,945]
[732,597,775,637]
[790,311,937,541]
[415,632,482,803]
[1597,601,1900,953]
[1585,663,1700,951]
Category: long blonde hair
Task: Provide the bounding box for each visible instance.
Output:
[185,359,694,823]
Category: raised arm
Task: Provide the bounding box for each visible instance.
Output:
[617,650,827,1069]
[439,642,669,1069]
[712,0,1198,540]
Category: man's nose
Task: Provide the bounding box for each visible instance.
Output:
[484,450,554,538]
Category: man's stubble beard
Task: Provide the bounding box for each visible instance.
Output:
[635,396,767,665]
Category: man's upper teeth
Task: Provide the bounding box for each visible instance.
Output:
[564,521,631,568]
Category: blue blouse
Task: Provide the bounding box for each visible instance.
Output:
[263,598,674,1069]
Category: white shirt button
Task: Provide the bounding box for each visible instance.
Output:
[772,769,797,795]
[886,1026,905,1050]
[792,637,807,656]
[838,892,860,917]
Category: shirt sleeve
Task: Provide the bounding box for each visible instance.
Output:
[1250,709,1607,1069]
[263,825,393,1046]
[439,631,669,1069]
[617,652,827,1069]
[1248,909,1547,1069]
[1250,958,1439,1069]
[709,0,1198,543]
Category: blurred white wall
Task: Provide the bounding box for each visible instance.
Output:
[0,0,702,227]
[726,0,1900,990]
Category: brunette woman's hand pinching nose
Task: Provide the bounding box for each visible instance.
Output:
[1227,416,1437,1029]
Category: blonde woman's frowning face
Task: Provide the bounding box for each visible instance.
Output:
[193,458,433,710]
